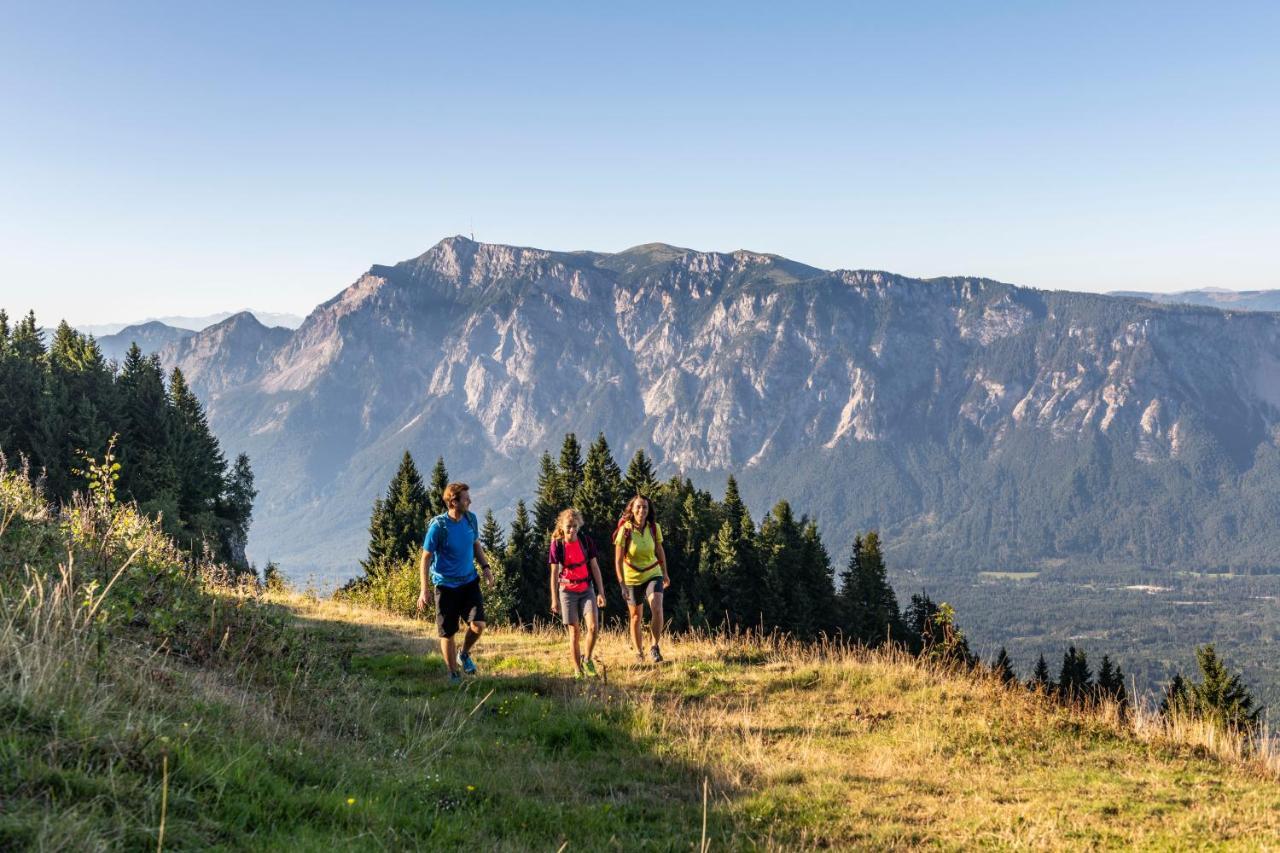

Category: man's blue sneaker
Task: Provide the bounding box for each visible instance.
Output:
[458,651,478,676]
[448,670,462,686]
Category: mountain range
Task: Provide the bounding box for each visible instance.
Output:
[1111,288,1280,312]
[76,310,304,340]
[153,237,1280,592]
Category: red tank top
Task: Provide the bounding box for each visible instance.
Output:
[558,539,590,593]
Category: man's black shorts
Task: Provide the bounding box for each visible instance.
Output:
[434,578,486,637]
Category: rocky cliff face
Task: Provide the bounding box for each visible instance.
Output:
[162,237,1280,581]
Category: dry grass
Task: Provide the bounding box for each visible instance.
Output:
[293,596,1280,850]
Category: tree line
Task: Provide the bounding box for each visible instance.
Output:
[347,431,1264,734]
[0,311,255,567]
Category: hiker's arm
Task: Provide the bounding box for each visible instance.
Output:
[417,548,433,611]
[589,557,606,607]
[614,544,625,585]
[656,541,670,588]
[473,539,492,584]
[549,561,560,613]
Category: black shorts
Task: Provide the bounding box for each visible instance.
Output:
[434,578,486,637]
[621,577,664,607]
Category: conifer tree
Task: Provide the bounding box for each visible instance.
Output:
[1188,644,1261,731]
[117,347,178,511]
[0,313,47,472]
[1160,673,1190,716]
[1057,646,1093,702]
[479,508,517,625]
[556,433,584,507]
[623,448,658,497]
[993,647,1017,685]
[533,451,561,545]
[758,501,806,632]
[1029,654,1052,691]
[840,531,902,645]
[480,508,505,555]
[837,534,865,637]
[578,434,623,548]
[168,367,226,544]
[506,500,545,625]
[578,434,625,614]
[219,453,256,568]
[1096,654,1128,706]
[426,456,449,519]
[798,519,838,637]
[360,451,427,577]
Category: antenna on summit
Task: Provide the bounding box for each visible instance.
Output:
[470,219,475,242]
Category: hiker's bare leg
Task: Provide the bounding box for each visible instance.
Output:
[462,621,484,654]
[568,623,582,670]
[628,604,645,653]
[583,608,599,662]
[441,635,458,674]
[648,593,665,647]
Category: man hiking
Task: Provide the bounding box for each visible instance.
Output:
[417,482,493,684]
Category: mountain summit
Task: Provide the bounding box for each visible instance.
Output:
[160,239,1280,582]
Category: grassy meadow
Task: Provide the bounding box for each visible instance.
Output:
[4,463,1280,850]
[9,588,1280,849]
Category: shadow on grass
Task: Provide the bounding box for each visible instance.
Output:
[284,606,742,851]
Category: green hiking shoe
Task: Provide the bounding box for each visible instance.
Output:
[583,659,599,678]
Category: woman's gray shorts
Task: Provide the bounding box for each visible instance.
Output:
[558,587,598,626]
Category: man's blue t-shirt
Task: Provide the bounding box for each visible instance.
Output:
[424,512,478,588]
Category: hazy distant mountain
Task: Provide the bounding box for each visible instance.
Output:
[1111,288,1280,312]
[158,237,1280,589]
[78,310,304,338]
[97,321,196,362]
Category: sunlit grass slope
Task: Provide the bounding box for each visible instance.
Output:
[272,597,1280,850]
[6,572,1279,849]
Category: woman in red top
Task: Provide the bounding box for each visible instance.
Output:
[549,508,607,678]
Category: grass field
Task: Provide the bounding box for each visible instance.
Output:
[6,581,1280,850]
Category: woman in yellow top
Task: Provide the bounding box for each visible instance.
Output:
[613,494,671,663]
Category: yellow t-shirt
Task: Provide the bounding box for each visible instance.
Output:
[614,521,663,586]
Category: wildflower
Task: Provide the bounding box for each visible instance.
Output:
[466,785,476,792]
[346,798,356,805]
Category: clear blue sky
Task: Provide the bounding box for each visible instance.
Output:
[2,2,1277,326]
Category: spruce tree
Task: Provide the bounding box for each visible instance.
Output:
[556,433,584,507]
[360,451,427,577]
[0,313,47,473]
[758,501,806,633]
[533,451,561,537]
[426,456,449,519]
[578,434,625,613]
[1188,645,1261,731]
[168,367,226,546]
[1029,654,1052,691]
[623,448,658,497]
[837,534,865,638]
[845,531,903,645]
[220,453,256,568]
[480,508,505,555]
[1057,646,1092,702]
[506,500,545,626]
[479,509,516,625]
[1160,674,1190,716]
[993,647,1017,685]
[117,347,178,511]
[798,519,838,638]
[1096,654,1128,707]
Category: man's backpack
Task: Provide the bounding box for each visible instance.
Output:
[430,511,478,543]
